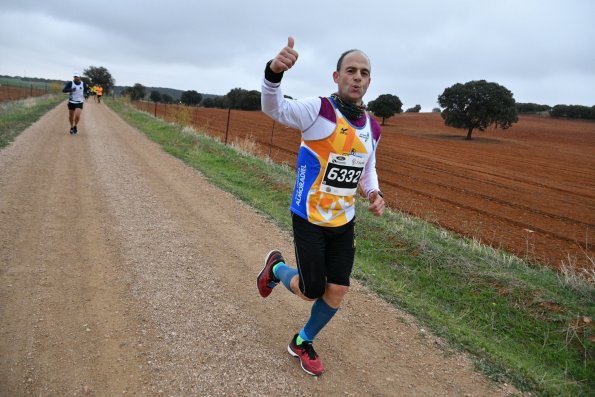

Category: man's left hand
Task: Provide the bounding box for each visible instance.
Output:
[367,191,385,216]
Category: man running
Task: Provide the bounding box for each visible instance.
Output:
[62,72,88,135]
[95,84,103,103]
[257,37,385,376]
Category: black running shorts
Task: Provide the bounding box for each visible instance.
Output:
[291,212,356,299]
[67,102,83,110]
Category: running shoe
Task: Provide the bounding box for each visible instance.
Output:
[73,126,78,135]
[287,334,324,376]
[69,127,74,135]
[257,249,283,298]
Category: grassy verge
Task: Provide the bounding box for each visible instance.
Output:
[0,95,65,149]
[104,98,593,396]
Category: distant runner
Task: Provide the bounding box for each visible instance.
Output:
[95,84,104,103]
[62,72,88,135]
[89,84,97,102]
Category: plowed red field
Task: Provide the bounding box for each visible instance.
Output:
[134,101,595,272]
[0,85,48,102]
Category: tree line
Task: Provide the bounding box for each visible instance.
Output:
[80,65,593,141]
[123,83,262,111]
[129,80,595,140]
[516,102,595,120]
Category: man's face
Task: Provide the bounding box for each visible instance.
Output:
[333,51,371,105]
[73,76,81,83]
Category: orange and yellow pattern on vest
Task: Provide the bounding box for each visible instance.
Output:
[303,114,370,226]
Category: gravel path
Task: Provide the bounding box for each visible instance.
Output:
[0,101,520,396]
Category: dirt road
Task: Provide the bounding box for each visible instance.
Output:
[0,101,519,396]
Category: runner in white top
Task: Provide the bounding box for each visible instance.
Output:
[62,72,88,135]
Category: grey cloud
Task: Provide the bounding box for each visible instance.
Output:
[1,0,593,109]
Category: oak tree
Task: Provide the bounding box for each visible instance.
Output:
[367,94,403,125]
[180,90,203,106]
[83,66,114,94]
[438,80,518,140]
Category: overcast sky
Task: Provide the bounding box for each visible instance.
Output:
[1,0,593,111]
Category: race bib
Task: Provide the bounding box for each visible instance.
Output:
[319,153,365,196]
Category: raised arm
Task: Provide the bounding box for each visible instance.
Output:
[261,37,320,131]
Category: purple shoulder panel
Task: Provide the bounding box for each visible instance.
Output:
[369,116,382,142]
[319,97,337,123]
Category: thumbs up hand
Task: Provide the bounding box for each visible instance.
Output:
[270,36,299,73]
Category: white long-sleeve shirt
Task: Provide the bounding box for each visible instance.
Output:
[262,76,382,226]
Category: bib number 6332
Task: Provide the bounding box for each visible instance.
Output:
[319,153,366,196]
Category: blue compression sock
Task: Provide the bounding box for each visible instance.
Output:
[298,298,338,342]
[273,262,298,292]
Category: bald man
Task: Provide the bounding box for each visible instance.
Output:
[257,37,385,376]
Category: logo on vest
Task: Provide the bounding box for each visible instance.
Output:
[295,165,307,206]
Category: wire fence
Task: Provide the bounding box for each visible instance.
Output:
[0,81,52,103]
[131,100,302,165]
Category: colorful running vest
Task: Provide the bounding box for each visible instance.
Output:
[291,97,376,227]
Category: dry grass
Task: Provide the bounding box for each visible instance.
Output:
[228,134,260,157]
[558,254,595,291]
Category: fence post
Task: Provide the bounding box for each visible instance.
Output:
[269,120,275,157]
[154,102,157,117]
[224,108,231,145]
[30,84,33,97]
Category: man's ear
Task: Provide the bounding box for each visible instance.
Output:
[332,70,339,84]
